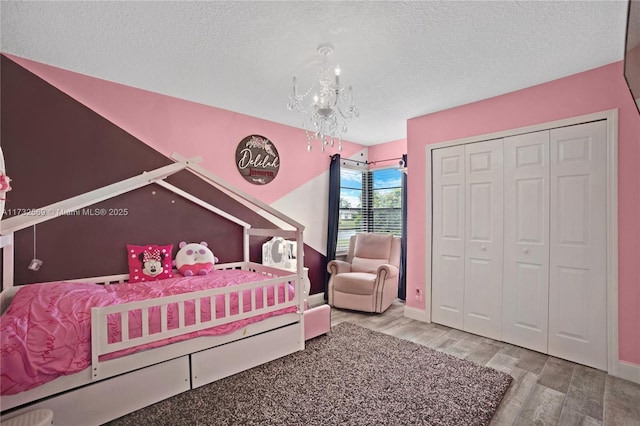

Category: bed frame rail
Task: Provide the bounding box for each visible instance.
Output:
[90,262,299,380]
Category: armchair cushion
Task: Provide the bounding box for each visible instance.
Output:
[333,273,378,295]
[353,233,392,259]
[352,257,388,274]
[350,233,393,273]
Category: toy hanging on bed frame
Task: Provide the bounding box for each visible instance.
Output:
[175,241,218,276]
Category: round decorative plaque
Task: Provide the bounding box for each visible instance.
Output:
[235,135,280,185]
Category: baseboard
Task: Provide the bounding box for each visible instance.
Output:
[404,305,430,323]
[307,292,326,307]
[616,360,640,385]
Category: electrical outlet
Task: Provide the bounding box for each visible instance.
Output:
[415,288,422,301]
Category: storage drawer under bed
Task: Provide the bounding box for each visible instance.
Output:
[1,356,190,426]
[191,323,302,388]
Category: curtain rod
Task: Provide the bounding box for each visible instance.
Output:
[332,156,404,166]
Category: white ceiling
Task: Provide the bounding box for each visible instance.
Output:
[0,1,630,145]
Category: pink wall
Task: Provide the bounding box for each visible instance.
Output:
[407,61,640,365]
[5,54,365,206]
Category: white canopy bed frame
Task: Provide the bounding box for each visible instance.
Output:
[0,153,306,425]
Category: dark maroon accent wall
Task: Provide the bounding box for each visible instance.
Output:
[1,55,327,295]
[0,55,276,285]
[303,245,326,295]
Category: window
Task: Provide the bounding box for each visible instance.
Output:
[337,166,403,253]
[337,167,365,253]
[371,168,403,236]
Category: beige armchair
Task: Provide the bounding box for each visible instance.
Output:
[327,233,401,313]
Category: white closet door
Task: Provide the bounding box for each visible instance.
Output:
[502,131,550,352]
[432,145,465,329]
[549,121,607,370]
[463,140,504,340]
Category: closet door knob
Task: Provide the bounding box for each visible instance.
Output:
[522,248,529,254]
[480,245,487,251]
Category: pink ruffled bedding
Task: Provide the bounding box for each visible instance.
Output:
[0,270,296,396]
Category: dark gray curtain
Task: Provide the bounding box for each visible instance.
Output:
[398,154,408,300]
[325,154,341,301]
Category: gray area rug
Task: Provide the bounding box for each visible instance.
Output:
[106,322,512,425]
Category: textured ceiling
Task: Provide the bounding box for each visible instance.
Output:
[0,1,630,145]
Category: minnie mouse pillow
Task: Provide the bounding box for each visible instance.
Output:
[126,244,174,283]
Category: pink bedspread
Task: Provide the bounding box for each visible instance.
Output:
[0,271,296,396]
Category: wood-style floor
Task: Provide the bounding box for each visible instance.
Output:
[328,300,640,426]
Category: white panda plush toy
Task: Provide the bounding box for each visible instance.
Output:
[175,241,218,276]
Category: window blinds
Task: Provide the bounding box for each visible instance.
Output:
[337,166,402,253]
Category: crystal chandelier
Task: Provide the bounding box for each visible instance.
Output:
[287,44,359,152]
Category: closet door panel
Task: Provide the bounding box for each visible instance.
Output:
[502,131,550,353]
[463,140,503,340]
[549,121,607,370]
[432,146,465,328]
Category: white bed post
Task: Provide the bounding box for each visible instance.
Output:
[90,307,101,380]
[297,229,305,349]
[0,233,15,314]
[2,233,14,290]
[297,229,304,299]
[243,227,250,263]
